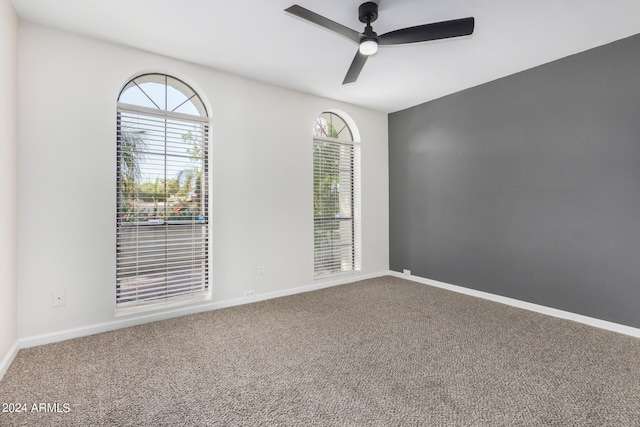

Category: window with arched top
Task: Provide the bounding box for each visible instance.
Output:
[313,112,361,277]
[116,73,209,308]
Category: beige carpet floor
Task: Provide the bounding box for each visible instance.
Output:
[1,276,640,426]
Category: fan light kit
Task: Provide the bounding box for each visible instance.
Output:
[359,39,378,56]
[285,2,475,84]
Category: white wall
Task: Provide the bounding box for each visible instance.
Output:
[0,0,19,374]
[17,22,389,341]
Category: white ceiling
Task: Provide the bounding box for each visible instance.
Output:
[12,0,640,113]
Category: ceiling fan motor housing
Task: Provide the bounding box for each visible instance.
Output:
[359,2,378,24]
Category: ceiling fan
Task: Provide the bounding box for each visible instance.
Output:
[285,2,475,84]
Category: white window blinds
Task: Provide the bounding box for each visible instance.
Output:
[313,113,361,277]
[116,74,209,308]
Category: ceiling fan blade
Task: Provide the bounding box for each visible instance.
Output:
[343,51,369,85]
[285,5,361,44]
[379,17,474,46]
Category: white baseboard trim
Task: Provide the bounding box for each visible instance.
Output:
[389,270,640,339]
[249,271,388,302]
[0,341,19,381]
[17,271,388,350]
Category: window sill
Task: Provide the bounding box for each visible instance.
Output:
[314,269,359,281]
[115,291,212,317]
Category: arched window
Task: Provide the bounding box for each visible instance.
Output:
[313,112,361,277]
[116,73,209,308]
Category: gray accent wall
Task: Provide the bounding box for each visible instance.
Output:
[389,33,640,328]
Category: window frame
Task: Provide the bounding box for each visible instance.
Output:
[312,112,361,278]
[116,73,210,310]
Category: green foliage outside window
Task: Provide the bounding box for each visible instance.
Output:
[118,127,205,223]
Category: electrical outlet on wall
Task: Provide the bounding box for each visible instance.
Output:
[403,269,411,275]
[244,290,255,298]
